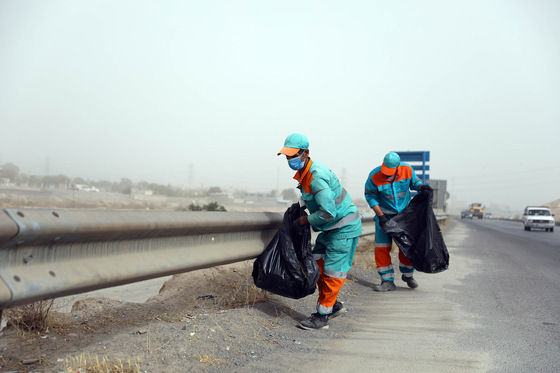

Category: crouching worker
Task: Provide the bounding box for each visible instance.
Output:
[277,133,362,330]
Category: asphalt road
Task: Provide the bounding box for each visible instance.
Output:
[245,218,560,372]
[449,218,560,372]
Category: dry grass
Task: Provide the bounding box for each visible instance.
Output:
[196,354,228,366]
[64,354,141,373]
[4,299,55,333]
[166,262,271,313]
[221,263,270,308]
[3,298,80,341]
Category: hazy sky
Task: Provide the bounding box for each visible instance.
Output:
[1,0,559,212]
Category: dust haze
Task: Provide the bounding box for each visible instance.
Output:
[1,1,559,214]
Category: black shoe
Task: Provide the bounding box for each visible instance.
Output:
[373,280,396,292]
[401,275,419,289]
[298,313,329,330]
[329,301,347,319]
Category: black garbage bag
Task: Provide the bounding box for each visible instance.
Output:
[252,206,319,299]
[383,189,449,273]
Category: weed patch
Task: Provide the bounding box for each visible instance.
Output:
[64,354,141,373]
[4,299,55,333]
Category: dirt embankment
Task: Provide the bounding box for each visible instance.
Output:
[0,236,383,373]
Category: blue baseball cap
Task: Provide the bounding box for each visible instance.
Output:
[277,133,309,156]
[381,152,400,175]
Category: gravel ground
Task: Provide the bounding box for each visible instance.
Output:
[0,236,381,373]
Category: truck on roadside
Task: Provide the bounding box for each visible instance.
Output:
[469,203,484,219]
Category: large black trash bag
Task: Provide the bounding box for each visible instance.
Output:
[383,189,449,273]
[252,206,319,299]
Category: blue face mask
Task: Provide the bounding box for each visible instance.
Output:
[288,156,305,170]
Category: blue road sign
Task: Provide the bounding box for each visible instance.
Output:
[395,151,430,184]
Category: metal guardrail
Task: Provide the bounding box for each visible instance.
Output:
[0,209,286,310]
[0,208,442,310]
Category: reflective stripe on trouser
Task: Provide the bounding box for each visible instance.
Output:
[375,218,414,280]
[400,264,414,278]
[312,235,359,315]
[315,258,347,315]
[375,244,395,281]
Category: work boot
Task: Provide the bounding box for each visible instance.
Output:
[329,301,347,319]
[373,280,396,292]
[402,275,419,289]
[298,313,329,330]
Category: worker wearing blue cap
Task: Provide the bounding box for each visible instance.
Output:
[278,133,362,330]
[364,152,432,291]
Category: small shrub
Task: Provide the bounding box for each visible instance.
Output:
[4,299,54,333]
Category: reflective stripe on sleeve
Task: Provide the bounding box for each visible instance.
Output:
[364,188,378,196]
[312,188,328,196]
[334,188,347,205]
[318,210,334,222]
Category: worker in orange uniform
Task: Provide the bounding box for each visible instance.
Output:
[278,133,362,330]
[364,152,432,291]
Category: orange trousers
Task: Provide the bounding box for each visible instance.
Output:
[316,258,346,313]
[374,243,413,269]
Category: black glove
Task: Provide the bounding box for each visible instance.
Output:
[420,184,433,193]
[378,214,389,232]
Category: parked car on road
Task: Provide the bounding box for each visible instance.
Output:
[522,206,555,232]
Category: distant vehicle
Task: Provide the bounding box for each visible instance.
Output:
[461,210,473,219]
[73,184,99,192]
[484,213,493,219]
[522,206,555,232]
[468,203,484,219]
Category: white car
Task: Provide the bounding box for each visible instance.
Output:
[522,206,555,232]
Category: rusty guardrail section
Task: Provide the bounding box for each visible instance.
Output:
[0,209,286,310]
